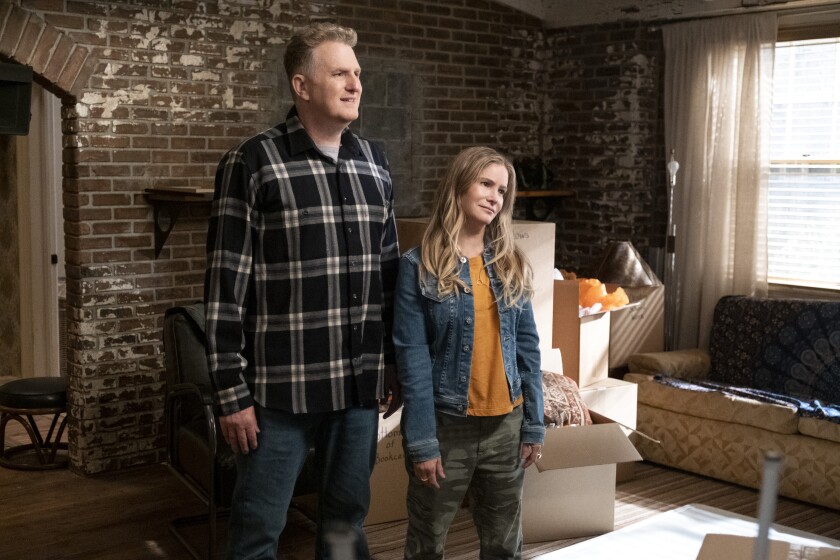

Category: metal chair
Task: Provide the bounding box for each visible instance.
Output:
[163,303,315,559]
[163,303,234,559]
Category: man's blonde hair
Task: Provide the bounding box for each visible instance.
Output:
[283,22,358,81]
[420,146,533,307]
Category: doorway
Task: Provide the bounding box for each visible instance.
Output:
[13,82,64,379]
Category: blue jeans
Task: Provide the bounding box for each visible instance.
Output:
[226,404,379,560]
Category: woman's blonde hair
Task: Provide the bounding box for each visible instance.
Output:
[420,146,533,306]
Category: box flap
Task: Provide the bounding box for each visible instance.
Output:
[536,416,642,471]
[695,534,790,560]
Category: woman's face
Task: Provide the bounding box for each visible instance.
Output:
[458,163,509,231]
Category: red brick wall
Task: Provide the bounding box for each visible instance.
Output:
[0,0,665,473]
[544,21,666,272]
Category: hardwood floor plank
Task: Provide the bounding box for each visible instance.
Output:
[2,415,838,560]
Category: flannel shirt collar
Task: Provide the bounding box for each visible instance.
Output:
[285,106,362,159]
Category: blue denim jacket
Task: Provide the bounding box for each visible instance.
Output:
[393,245,545,463]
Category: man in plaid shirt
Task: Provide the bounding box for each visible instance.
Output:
[204,22,401,560]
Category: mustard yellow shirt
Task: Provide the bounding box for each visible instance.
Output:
[467,256,522,416]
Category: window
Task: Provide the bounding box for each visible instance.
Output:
[768,36,840,289]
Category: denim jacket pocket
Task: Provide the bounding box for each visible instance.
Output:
[419,281,456,380]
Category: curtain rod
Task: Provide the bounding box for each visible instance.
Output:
[645,1,840,28]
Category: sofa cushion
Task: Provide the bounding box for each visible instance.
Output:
[708,296,840,405]
[627,349,710,380]
[799,416,840,444]
[636,377,799,435]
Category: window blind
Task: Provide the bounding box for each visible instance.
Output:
[768,37,840,288]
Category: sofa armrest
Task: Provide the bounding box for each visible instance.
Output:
[627,349,710,380]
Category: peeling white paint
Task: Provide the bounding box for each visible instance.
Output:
[102,63,119,79]
[94,20,108,40]
[79,85,153,119]
[192,70,221,81]
[223,87,234,108]
[229,20,266,42]
[226,46,250,63]
[151,37,171,51]
[179,54,205,66]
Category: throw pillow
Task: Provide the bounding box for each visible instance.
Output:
[542,372,592,427]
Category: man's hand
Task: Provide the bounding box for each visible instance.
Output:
[413,458,445,489]
[219,406,260,454]
[381,364,403,419]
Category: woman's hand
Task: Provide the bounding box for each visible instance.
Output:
[413,458,445,489]
[520,443,543,469]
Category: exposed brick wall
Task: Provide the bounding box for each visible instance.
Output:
[335,0,546,215]
[543,21,667,273]
[1,0,665,473]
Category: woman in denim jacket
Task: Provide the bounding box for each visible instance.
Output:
[393,146,544,559]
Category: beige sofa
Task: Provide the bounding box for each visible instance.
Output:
[625,296,840,511]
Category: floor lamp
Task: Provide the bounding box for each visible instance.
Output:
[664,149,680,351]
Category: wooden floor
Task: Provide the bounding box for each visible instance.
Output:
[2,415,840,560]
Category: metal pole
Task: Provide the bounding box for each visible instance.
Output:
[753,451,784,560]
[665,149,680,351]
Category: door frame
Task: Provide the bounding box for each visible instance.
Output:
[16,83,63,378]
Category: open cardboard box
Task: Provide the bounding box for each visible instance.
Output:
[552,279,612,388]
[553,279,664,385]
[609,285,664,369]
[293,409,409,526]
[696,534,840,559]
[579,378,639,482]
[522,409,642,543]
[367,408,409,524]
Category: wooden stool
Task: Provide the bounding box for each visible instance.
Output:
[0,377,68,470]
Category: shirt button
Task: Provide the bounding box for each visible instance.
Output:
[347,227,353,233]
[466,317,472,324]
[460,376,466,382]
[353,293,358,300]
[464,287,471,294]
[459,256,467,263]
[463,345,469,352]
[353,325,359,331]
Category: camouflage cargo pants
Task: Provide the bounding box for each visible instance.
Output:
[403,406,524,560]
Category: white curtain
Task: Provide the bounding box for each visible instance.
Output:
[663,13,776,350]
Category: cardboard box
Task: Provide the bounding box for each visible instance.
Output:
[579,378,638,481]
[579,378,637,429]
[367,409,408,525]
[552,279,611,388]
[696,534,788,560]
[696,533,840,560]
[292,410,409,526]
[609,285,664,369]
[521,410,642,543]
[396,217,556,360]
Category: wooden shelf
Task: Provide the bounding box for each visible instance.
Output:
[517,189,573,198]
[144,187,213,203]
[144,188,214,258]
[517,189,573,220]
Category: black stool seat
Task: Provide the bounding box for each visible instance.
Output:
[0,377,68,470]
[0,377,67,409]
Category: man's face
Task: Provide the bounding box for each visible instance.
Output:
[299,41,362,127]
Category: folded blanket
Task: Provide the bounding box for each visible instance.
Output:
[654,375,840,425]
